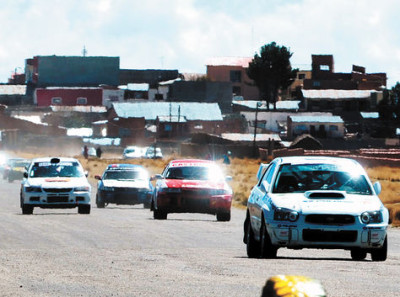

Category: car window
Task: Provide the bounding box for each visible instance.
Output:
[103,170,148,180]
[258,162,276,191]
[272,163,372,194]
[165,166,224,181]
[29,162,85,178]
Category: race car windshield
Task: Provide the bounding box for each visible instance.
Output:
[29,162,85,178]
[166,166,224,181]
[273,163,372,195]
[13,160,30,168]
[103,170,148,180]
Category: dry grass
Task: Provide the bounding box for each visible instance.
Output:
[13,150,400,226]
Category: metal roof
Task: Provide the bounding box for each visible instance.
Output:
[290,115,344,123]
[50,106,107,113]
[360,112,379,119]
[112,102,223,121]
[302,89,373,99]
[221,133,281,142]
[0,85,26,95]
[233,100,300,110]
[206,57,252,67]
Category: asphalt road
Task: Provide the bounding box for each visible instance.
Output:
[0,177,399,297]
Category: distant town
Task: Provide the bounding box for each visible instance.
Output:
[0,52,397,159]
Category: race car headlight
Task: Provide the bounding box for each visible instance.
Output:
[360,211,382,224]
[25,186,42,193]
[274,208,299,222]
[101,186,114,192]
[158,187,181,194]
[74,186,90,192]
[210,189,226,195]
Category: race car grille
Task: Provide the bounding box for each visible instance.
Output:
[47,196,70,203]
[43,188,72,193]
[182,189,211,196]
[305,214,355,225]
[303,229,357,242]
[114,188,140,193]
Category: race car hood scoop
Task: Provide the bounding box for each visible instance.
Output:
[305,191,346,199]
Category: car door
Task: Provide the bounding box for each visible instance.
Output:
[248,162,277,237]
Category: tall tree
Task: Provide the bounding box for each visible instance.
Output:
[247,42,298,110]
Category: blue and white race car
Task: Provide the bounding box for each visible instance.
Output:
[95,164,153,208]
[244,156,389,261]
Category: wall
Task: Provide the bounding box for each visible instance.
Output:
[207,65,259,100]
[287,117,345,139]
[28,56,120,87]
[168,81,233,113]
[102,89,125,107]
[35,88,103,106]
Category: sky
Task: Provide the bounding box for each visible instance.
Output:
[0,0,399,87]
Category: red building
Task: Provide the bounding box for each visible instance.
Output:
[34,87,124,107]
[206,57,259,100]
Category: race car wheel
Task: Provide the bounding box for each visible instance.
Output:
[21,204,33,215]
[260,221,277,259]
[153,209,167,220]
[350,248,367,260]
[371,236,387,261]
[216,211,231,222]
[96,195,105,208]
[246,220,260,258]
[78,204,91,214]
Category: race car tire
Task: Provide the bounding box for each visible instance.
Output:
[216,211,231,222]
[246,220,260,258]
[78,204,91,214]
[260,221,277,259]
[21,204,33,215]
[153,209,167,220]
[371,236,387,261]
[96,195,105,208]
[350,248,367,260]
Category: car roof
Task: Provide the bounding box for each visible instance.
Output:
[31,157,80,163]
[168,159,215,167]
[273,156,360,166]
[106,163,145,170]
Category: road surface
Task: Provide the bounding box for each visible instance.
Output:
[0,177,399,296]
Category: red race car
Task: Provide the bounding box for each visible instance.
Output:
[151,159,233,221]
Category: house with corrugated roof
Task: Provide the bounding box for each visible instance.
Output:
[107,102,224,141]
[287,114,345,140]
[301,89,382,112]
[0,85,28,105]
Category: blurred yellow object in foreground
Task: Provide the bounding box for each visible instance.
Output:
[261,275,327,297]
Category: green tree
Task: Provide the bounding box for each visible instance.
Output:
[247,42,298,110]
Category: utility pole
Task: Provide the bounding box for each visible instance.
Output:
[253,102,261,157]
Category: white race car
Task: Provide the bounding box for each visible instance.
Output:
[244,156,389,261]
[20,157,91,215]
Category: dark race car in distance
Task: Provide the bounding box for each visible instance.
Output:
[95,164,153,208]
[151,159,233,221]
[7,158,31,182]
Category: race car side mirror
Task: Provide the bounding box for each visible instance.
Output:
[150,174,163,181]
[373,181,381,195]
[94,175,102,180]
[23,172,28,178]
